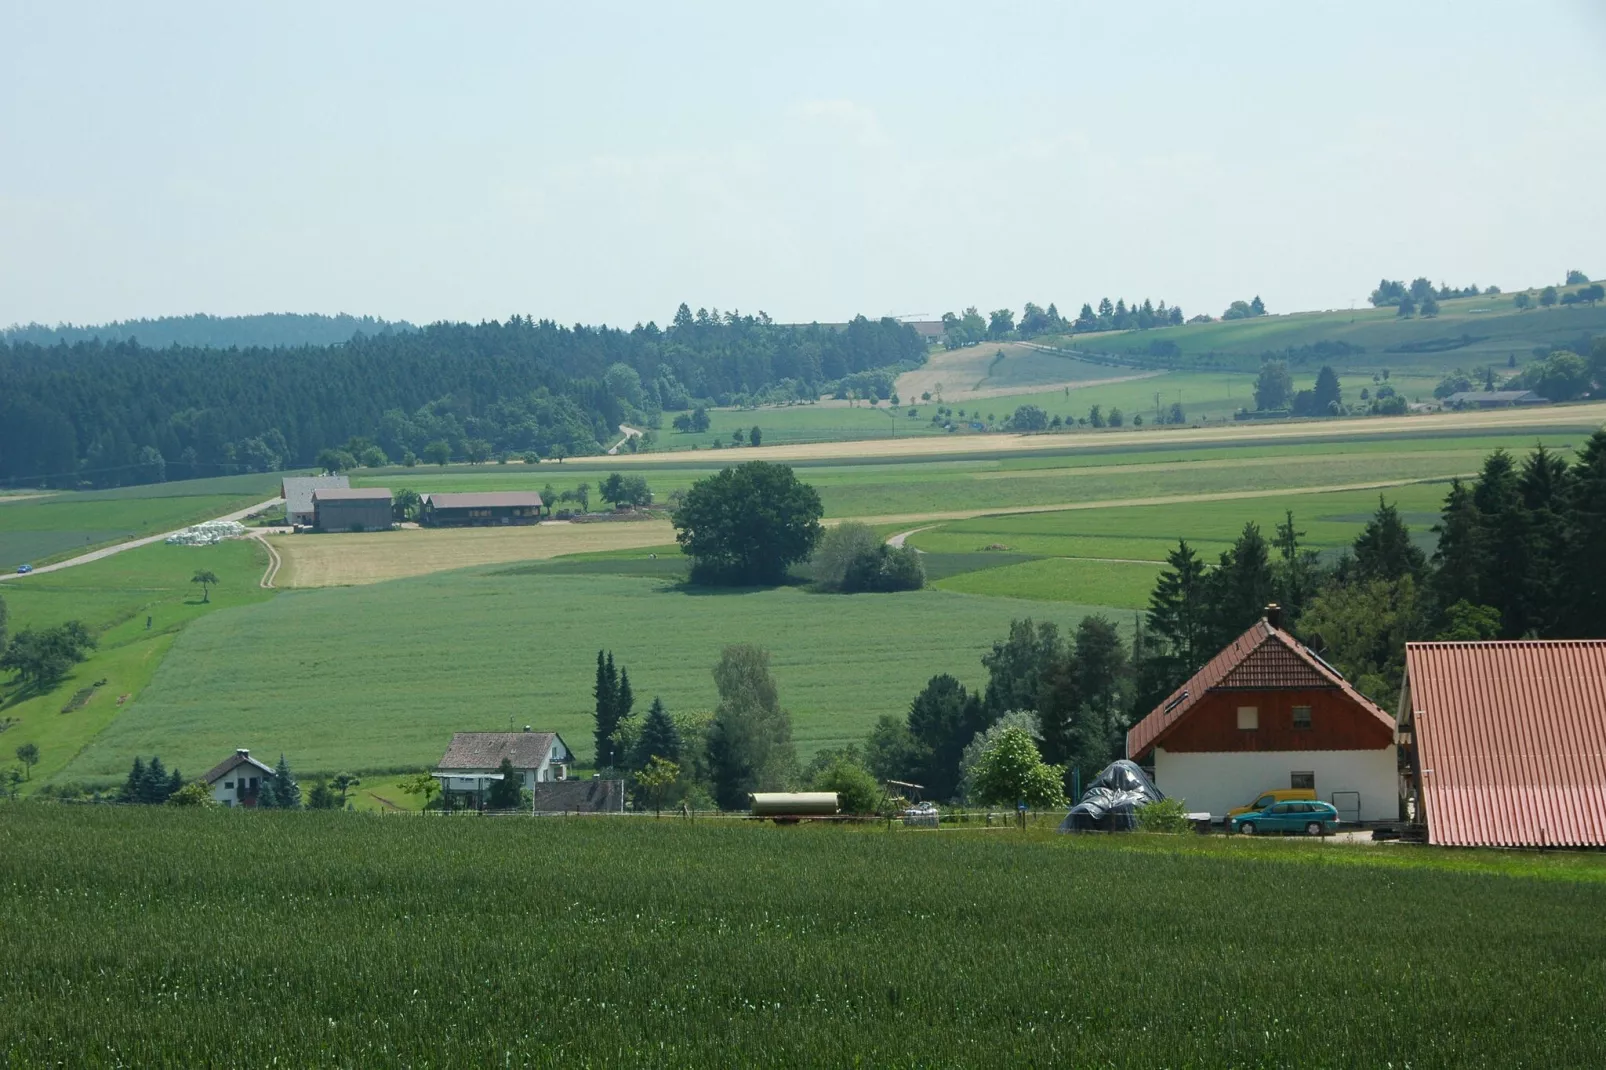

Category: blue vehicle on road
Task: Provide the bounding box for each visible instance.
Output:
[1230,800,1340,837]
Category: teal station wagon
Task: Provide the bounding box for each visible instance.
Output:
[1230,800,1340,836]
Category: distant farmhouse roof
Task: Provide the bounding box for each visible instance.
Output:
[201,748,275,785]
[312,487,393,501]
[422,492,544,509]
[1443,390,1548,407]
[1403,640,1606,848]
[438,731,565,771]
[282,475,349,516]
[1127,617,1394,759]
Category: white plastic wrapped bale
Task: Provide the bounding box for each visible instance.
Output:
[165,520,247,546]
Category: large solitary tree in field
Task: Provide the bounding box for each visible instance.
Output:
[673,462,823,584]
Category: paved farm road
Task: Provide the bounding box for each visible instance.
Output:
[1,498,283,580]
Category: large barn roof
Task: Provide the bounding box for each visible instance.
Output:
[313,487,392,501]
[423,492,543,509]
[1127,617,1394,759]
[282,475,349,515]
[1404,640,1606,848]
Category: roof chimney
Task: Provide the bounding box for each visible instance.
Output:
[1265,603,1284,629]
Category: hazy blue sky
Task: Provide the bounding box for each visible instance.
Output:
[4,1,1604,328]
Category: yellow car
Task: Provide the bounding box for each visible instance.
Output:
[1227,788,1317,824]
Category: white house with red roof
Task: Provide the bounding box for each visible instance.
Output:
[1127,609,1399,823]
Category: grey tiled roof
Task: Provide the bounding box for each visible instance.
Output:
[438,732,563,771]
[282,475,349,516]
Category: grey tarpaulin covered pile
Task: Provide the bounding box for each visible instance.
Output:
[1059,759,1164,832]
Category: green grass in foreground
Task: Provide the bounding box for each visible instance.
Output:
[2,807,1602,1067]
[0,472,283,570]
[56,565,1124,781]
[0,539,272,787]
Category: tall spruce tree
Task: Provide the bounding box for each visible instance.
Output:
[143,756,168,804]
[905,674,989,800]
[1146,540,1210,686]
[633,697,682,769]
[1431,477,1483,611]
[120,756,146,803]
[593,650,621,768]
[1518,446,1572,636]
[273,754,301,809]
[1351,496,1426,584]
[1563,430,1606,636]
[1205,523,1275,648]
[1472,450,1533,637]
[1273,511,1322,622]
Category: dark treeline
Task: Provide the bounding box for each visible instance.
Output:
[0,306,924,487]
[1,312,417,349]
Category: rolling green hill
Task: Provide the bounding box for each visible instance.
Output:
[1048,291,1605,378]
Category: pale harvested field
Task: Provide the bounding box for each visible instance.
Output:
[586,402,1606,467]
[272,520,677,587]
[894,341,1155,402]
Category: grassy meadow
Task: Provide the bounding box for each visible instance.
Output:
[52,556,1125,781]
[0,472,283,571]
[3,806,1603,1067]
[0,538,272,785]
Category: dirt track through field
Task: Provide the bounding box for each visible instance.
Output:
[851,476,1471,529]
[272,518,678,587]
[572,402,1606,467]
[254,534,283,588]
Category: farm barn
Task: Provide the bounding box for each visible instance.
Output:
[1127,608,1398,823]
[281,475,349,527]
[1400,640,1606,848]
[312,487,393,532]
[420,492,543,527]
[201,748,276,808]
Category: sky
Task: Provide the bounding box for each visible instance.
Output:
[3,1,1605,329]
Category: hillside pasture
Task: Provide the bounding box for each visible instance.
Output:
[3,807,1603,1067]
[272,518,677,587]
[895,340,1136,401]
[1053,292,1606,377]
[54,564,1126,781]
[0,538,272,785]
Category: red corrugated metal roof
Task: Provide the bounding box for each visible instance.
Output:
[1127,618,1394,758]
[1405,641,1606,848]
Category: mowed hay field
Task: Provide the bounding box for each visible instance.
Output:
[272,518,677,587]
[56,561,1126,780]
[4,807,1604,1067]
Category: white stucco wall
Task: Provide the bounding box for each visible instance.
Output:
[1153,747,1399,821]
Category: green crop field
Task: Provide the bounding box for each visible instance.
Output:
[355,425,1590,522]
[3,806,1603,1067]
[0,539,273,785]
[1052,291,1606,377]
[0,472,283,571]
[52,556,1124,782]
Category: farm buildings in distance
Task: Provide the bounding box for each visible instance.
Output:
[312,487,393,532]
[281,475,349,526]
[421,491,543,526]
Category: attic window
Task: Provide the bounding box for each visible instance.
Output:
[1292,705,1312,730]
[1237,706,1259,731]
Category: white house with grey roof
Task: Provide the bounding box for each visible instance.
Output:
[434,729,573,805]
[201,748,277,808]
[282,475,350,526]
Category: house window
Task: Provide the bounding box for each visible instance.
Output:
[224,781,234,789]
[1291,771,1316,790]
[1292,705,1312,730]
[1237,706,1259,730]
